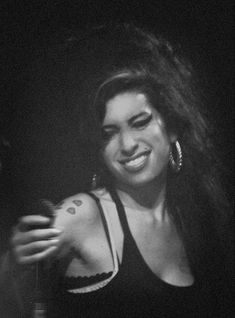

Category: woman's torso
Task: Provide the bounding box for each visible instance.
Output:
[47,188,217,317]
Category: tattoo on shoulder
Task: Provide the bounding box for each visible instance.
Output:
[73,200,83,207]
[67,207,76,215]
[56,199,82,215]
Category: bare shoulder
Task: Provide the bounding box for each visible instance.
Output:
[51,193,101,260]
[52,191,116,274]
[53,193,100,230]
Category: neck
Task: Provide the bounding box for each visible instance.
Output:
[114,174,167,212]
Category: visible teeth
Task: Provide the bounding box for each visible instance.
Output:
[125,155,146,167]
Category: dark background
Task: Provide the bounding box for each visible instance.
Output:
[0,1,234,230]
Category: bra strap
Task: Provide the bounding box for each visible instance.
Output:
[87,192,117,266]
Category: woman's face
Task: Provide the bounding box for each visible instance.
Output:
[101,91,176,189]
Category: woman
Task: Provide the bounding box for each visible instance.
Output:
[1,24,233,317]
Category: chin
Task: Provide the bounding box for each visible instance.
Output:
[120,174,159,189]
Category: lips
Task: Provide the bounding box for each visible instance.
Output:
[119,151,150,172]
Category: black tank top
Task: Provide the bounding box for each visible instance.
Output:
[47,190,217,317]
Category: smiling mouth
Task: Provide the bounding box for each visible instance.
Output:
[120,151,150,171]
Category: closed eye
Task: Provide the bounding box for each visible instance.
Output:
[132,114,152,129]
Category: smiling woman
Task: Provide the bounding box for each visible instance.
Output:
[0,24,233,317]
[101,92,173,189]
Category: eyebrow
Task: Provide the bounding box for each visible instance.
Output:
[102,111,151,129]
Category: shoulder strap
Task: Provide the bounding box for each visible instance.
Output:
[88,192,114,253]
[108,187,132,237]
[87,192,118,263]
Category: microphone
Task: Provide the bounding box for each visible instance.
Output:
[31,199,55,318]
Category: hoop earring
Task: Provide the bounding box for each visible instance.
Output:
[169,140,182,173]
[91,173,98,190]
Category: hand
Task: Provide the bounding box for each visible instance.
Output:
[11,215,62,265]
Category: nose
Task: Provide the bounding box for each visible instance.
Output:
[119,131,138,156]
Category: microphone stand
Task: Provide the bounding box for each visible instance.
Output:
[33,262,46,318]
[31,199,55,318]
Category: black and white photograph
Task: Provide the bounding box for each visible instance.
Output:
[0,1,233,317]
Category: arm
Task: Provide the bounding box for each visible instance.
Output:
[0,193,100,316]
[0,209,62,317]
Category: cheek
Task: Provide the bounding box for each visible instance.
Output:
[146,127,171,155]
[145,125,165,143]
[101,143,115,168]
[101,148,109,166]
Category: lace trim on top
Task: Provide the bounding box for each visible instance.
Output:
[67,192,119,294]
[64,271,113,289]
